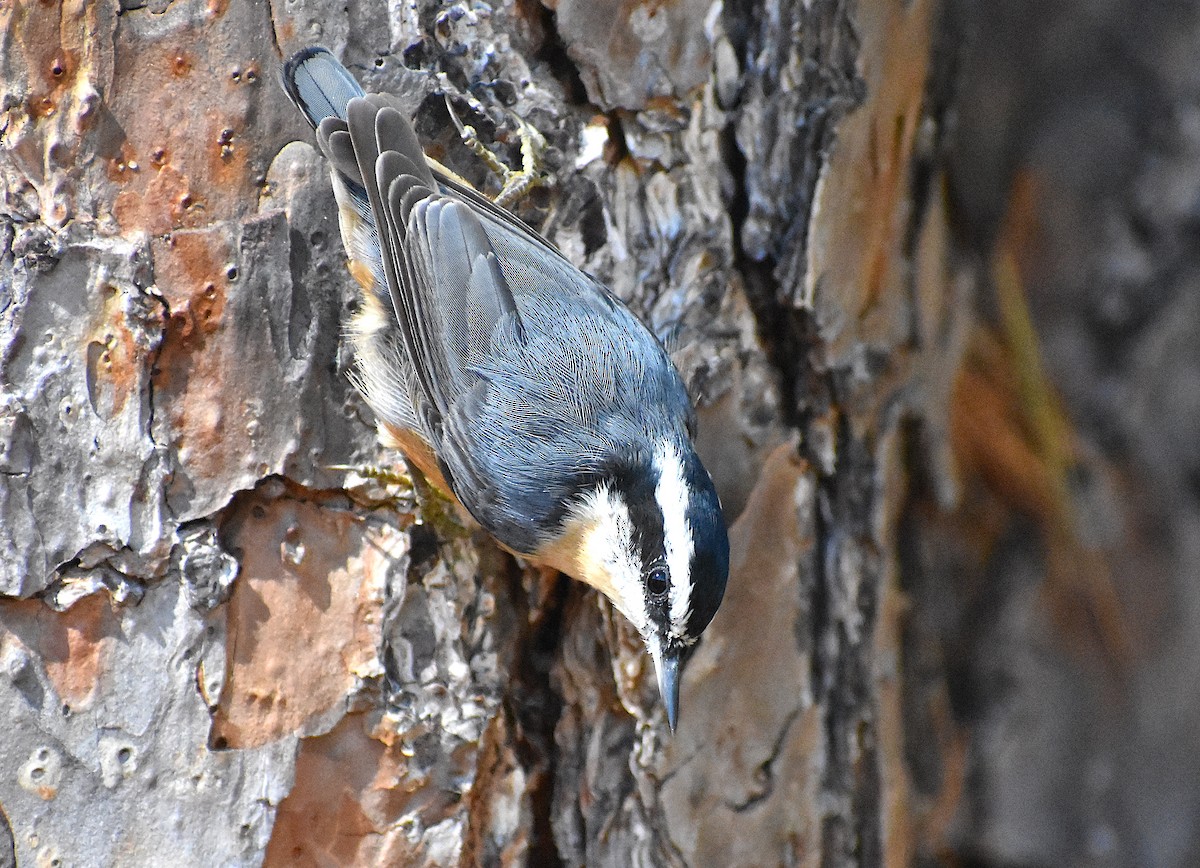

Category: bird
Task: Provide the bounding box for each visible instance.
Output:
[280,46,728,731]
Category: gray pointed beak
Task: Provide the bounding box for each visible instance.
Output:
[653,648,681,732]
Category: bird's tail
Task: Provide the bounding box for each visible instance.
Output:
[279,47,424,437]
[281,46,365,129]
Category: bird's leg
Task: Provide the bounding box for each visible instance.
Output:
[326,463,415,512]
[443,93,546,207]
[326,463,413,489]
[496,117,547,208]
[329,460,470,540]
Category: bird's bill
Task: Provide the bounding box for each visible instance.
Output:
[651,643,681,732]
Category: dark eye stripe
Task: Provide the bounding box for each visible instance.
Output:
[608,460,666,569]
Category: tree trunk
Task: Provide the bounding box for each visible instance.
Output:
[1,0,954,865]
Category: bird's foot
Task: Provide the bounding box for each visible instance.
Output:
[444,94,546,207]
[326,463,414,489]
[326,463,416,512]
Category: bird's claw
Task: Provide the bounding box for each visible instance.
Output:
[443,93,546,207]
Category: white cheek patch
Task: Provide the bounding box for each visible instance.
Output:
[578,485,651,636]
[654,441,693,636]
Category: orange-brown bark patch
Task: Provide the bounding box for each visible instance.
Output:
[10,1,78,122]
[83,283,144,421]
[211,495,385,749]
[264,714,424,867]
[1,593,119,709]
[805,0,936,356]
[148,227,233,480]
[105,1,289,234]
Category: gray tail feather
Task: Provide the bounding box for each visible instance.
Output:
[281,49,389,323]
[281,46,365,129]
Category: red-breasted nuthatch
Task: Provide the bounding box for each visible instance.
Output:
[281,47,728,730]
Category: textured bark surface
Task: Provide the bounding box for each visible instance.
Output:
[899,2,1200,865]
[0,0,1068,865]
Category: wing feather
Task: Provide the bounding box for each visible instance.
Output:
[432,170,564,263]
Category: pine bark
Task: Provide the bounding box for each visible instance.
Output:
[0,0,955,865]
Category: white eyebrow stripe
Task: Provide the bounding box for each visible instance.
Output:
[654,441,693,635]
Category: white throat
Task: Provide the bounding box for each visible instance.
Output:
[566,485,651,636]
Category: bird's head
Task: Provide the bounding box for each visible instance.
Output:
[540,440,729,730]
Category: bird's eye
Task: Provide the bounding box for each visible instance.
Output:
[646,567,669,599]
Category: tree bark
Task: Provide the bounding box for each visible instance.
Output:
[0,0,956,865]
